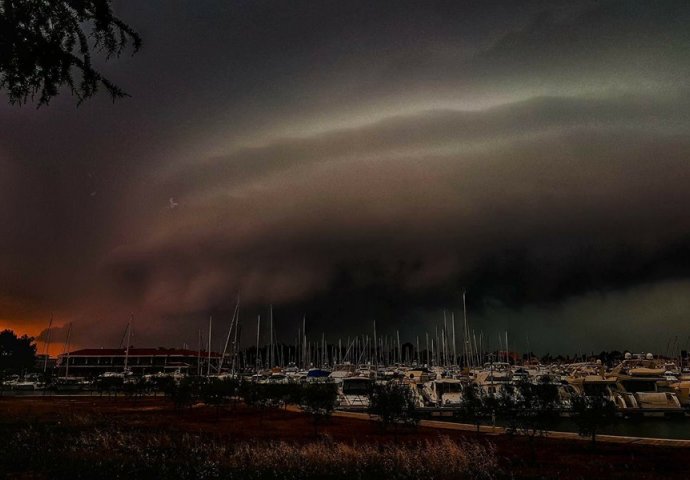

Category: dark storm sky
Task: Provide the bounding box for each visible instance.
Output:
[2,0,690,354]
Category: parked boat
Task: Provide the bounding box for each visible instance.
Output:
[422,378,464,406]
[338,377,372,407]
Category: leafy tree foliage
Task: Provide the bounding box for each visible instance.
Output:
[95,375,124,396]
[571,393,617,445]
[503,377,560,465]
[200,378,241,416]
[0,329,37,375]
[458,382,487,432]
[367,381,419,431]
[300,382,338,434]
[164,377,201,411]
[0,0,141,106]
[149,375,175,396]
[122,377,149,399]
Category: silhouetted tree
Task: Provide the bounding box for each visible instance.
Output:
[0,329,37,375]
[122,377,147,399]
[0,0,141,106]
[150,375,174,396]
[165,377,200,411]
[300,382,338,435]
[458,382,486,433]
[571,393,617,446]
[95,375,123,396]
[368,381,419,434]
[504,377,560,465]
[201,378,233,417]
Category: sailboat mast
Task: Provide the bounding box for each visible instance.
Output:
[197,329,202,376]
[373,321,378,375]
[443,311,448,367]
[425,333,429,365]
[462,291,469,368]
[207,315,213,376]
[302,316,307,369]
[124,314,132,373]
[255,315,261,372]
[269,305,273,368]
[63,322,73,377]
[506,330,510,365]
[452,312,457,366]
[416,336,420,365]
[222,297,240,372]
[43,314,53,373]
[232,308,241,375]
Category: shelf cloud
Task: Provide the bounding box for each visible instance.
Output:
[2,1,690,352]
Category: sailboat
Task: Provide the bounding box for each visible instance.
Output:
[54,322,90,392]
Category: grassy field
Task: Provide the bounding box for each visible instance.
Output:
[1,397,688,479]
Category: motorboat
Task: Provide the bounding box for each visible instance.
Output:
[422,378,464,407]
[338,377,372,408]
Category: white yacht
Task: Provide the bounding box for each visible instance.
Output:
[422,378,464,406]
[338,377,372,407]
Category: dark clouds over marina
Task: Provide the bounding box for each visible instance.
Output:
[2,1,690,353]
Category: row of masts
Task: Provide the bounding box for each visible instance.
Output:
[41,295,690,377]
[38,295,525,377]
[192,293,517,373]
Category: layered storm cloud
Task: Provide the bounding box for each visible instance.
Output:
[1,1,690,352]
[110,94,690,325]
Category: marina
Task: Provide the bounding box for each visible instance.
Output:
[4,319,689,440]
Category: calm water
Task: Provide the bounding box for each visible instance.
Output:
[480,416,690,440]
[549,417,690,440]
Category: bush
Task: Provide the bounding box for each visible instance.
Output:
[503,378,560,464]
[571,393,617,445]
[458,382,488,432]
[300,382,338,434]
[201,378,232,415]
[122,378,149,398]
[95,376,124,396]
[150,376,175,396]
[165,377,201,411]
[240,382,271,409]
[367,382,419,432]
[240,382,305,410]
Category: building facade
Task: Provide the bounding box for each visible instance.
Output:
[56,347,222,377]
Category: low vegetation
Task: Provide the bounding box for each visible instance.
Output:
[367,381,420,432]
[0,422,498,480]
[298,382,338,434]
[571,393,618,445]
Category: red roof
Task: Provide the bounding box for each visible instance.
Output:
[62,348,222,358]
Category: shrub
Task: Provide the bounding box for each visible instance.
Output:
[201,378,232,416]
[95,376,124,396]
[300,382,338,434]
[367,381,419,432]
[165,377,200,411]
[571,393,617,446]
[458,382,487,432]
[503,377,560,464]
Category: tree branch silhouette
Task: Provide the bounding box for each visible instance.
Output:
[0,0,141,106]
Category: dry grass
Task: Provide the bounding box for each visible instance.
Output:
[2,424,498,480]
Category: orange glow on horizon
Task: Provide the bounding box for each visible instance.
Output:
[1,319,79,357]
